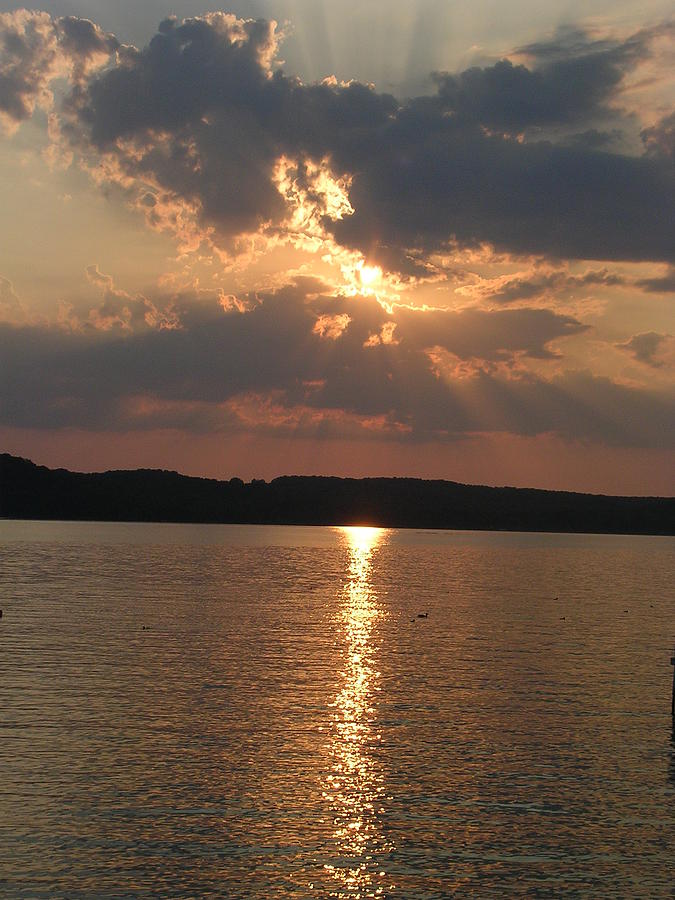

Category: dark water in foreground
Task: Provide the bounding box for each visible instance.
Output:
[0,522,674,898]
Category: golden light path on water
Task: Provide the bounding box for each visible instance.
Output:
[323,526,393,897]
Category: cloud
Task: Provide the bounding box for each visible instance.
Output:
[636,266,675,293]
[57,13,396,251]
[57,16,120,70]
[562,128,624,150]
[0,275,22,320]
[0,279,671,448]
[0,9,117,132]
[2,12,670,272]
[329,114,675,269]
[392,304,587,359]
[465,267,624,304]
[80,264,182,332]
[433,24,658,134]
[641,110,675,162]
[617,331,674,367]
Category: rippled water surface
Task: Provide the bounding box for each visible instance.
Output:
[1,521,674,897]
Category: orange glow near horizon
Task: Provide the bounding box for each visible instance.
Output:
[3,427,673,496]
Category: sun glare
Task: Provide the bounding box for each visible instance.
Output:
[358,264,382,287]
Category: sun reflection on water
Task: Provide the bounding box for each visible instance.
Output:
[323,526,393,897]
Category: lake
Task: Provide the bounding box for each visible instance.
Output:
[1,521,674,897]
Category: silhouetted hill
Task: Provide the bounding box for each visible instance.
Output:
[1,453,673,534]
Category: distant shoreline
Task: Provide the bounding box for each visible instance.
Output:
[2,453,673,536]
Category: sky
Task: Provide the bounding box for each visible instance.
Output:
[0,1,673,494]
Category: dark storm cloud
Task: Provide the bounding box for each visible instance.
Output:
[0,283,672,448]
[10,12,662,269]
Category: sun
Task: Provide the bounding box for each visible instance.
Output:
[358,263,382,287]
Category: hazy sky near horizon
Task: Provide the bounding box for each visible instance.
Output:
[0,2,673,494]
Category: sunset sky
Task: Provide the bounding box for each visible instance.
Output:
[0,1,673,494]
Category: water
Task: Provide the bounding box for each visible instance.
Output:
[0,521,673,898]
